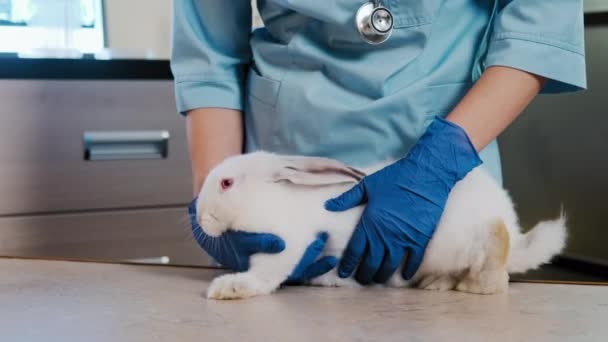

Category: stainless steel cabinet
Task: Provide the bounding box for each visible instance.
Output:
[0,78,209,265]
[0,208,206,265]
[0,80,190,215]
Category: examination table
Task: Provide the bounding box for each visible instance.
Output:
[1,257,606,341]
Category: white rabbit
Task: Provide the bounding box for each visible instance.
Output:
[196,151,566,300]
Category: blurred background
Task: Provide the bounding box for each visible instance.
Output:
[0,1,606,280]
[0,0,171,58]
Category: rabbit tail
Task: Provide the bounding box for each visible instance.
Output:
[507,214,567,274]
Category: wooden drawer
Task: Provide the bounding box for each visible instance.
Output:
[0,80,191,215]
[0,207,211,266]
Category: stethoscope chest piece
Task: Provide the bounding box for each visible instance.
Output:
[356,1,394,45]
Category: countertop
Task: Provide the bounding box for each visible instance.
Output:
[1,257,607,342]
[0,58,171,80]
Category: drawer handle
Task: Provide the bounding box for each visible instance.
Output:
[83,130,170,161]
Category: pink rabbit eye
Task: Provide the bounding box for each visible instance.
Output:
[220,178,234,190]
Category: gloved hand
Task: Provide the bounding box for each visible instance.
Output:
[283,232,338,285]
[325,117,482,284]
[188,199,336,283]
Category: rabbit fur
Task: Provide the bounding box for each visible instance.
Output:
[195,151,566,300]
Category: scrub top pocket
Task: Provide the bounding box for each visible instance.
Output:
[247,68,282,107]
[244,69,283,152]
[388,0,442,28]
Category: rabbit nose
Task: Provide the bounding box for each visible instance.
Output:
[199,213,223,237]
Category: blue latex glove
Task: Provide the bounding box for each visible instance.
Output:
[283,232,338,285]
[188,199,336,283]
[325,117,482,284]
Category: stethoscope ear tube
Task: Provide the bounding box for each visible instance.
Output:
[356,1,394,45]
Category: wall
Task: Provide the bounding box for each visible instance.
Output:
[103,0,262,60]
[104,0,172,59]
[585,0,608,13]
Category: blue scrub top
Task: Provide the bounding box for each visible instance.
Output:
[171,0,586,182]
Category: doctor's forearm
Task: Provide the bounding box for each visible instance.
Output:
[186,108,244,195]
[446,66,546,151]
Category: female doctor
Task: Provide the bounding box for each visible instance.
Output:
[172,1,586,285]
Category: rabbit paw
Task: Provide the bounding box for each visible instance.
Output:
[417,274,456,291]
[310,271,360,288]
[455,269,509,295]
[206,273,264,300]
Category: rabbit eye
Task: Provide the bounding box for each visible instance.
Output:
[220,178,234,190]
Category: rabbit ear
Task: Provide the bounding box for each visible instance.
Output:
[272,155,366,186]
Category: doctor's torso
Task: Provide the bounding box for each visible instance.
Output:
[243,0,502,180]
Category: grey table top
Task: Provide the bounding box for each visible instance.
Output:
[1,258,607,342]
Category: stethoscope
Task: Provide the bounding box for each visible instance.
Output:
[355,0,499,82]
[355,0,394,45]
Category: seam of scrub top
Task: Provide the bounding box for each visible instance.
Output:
[392,15,434,28]
[491,32,584,55]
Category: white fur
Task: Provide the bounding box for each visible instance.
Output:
[197,152,567,300]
